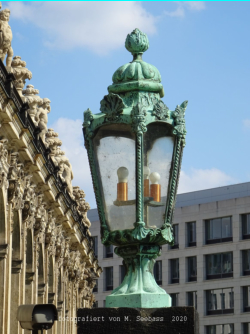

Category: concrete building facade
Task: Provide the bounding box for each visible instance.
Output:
[89,182,250,334]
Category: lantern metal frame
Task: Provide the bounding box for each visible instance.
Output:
[83,96,187,247]
[83,28,188,308]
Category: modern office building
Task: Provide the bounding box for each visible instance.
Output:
[89,182,250,334]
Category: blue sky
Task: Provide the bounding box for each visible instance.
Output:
[3,1,250,209]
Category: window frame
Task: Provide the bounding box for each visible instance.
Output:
[206,288,234,316]
[187,256,197,282]
[242,213,250,240]
[206,252,233,280]
[104,244,113,258]
[170,224,179,249]
[242,250,250,276]
[170,258,179,284]
[187,221,196,247]
[104,267,113,291]
[205,217,233,245]
[154,260,162,285]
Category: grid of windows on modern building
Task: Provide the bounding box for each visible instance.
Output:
[88,182,250,334]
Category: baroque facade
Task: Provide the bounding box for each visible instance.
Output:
[0,3,101,334]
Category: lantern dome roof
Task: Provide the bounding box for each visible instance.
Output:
[108,29,164,97]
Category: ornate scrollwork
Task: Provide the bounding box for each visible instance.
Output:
[100,93,125,122]
[152,100,170,120]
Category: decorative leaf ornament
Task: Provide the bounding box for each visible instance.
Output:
[83,108,94,138]
[100,93,126,121]
[131,104,147,134]
[152,100,170,120]
[125,28,149,56]
[172,100,188,139]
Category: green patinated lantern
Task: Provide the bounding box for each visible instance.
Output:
[83,29,188,308]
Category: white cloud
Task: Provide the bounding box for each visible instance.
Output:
[164,1,205,17]
[243,119,250,129]
[50,118,96,208]
[7,1,157,54]
[178,168,238,194]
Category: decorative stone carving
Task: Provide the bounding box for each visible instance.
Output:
[73,186,91,228]
[0,6,13,68]
[22,175,36,223]
[45,210,56,257]
[0,137,9,189]
[58,152,74,197]
[68,250,81,282]
[36,98,51,144]
[34,193,47,243]
[46,128,62,163]
[11,56,32,96]
[22,85,43,125]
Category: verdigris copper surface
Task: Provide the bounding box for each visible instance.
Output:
[83,28,188,308]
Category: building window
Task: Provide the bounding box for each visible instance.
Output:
[92,236,98,257]
[170,259,179,283]
[93,301,98,308]
[104,245,113,258]
[242,250,250,276]
[103,300,106,307]
[170,225,179,249]
[206,252,233,279]
[187,222,196,247]
[170,293,179,306]
[243,323,250,334]
[243,286,250,312]
[187,291,197,310]
[187,257,197,282]
[120,264,126,284]
[154,261,162,285]
[104,267,113,291]
[205,217,232,244]
[242,214,250,240]
[93,279,98,293]
[206,324,234,334]
[206,288,234,315]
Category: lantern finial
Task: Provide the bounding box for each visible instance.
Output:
[125,28,149,59]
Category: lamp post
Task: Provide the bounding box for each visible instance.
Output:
[83,28,188,308]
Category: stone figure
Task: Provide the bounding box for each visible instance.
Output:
[73,186,91,228]
[22,85,43,125]
[46,128,62,161]
[11,56,32,95]
[58,153,74,197]
[0,6,13,68]
[37,98,51,144]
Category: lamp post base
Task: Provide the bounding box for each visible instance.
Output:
[106,292,171,308]
[106,244,170,308]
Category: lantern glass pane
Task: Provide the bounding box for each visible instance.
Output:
[93,124,136,231]
[143,123,174,228]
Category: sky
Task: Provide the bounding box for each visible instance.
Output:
[3,1,250,209]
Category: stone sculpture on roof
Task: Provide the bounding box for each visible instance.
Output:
[37,97,51,144]
[0,4,13,69]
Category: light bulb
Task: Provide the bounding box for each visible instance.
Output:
[143,166,150,180]
[149,172,160,184]
[117,167,129,183]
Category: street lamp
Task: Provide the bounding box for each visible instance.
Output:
[83,28,188,308]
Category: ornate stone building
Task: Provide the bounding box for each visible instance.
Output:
[0,4,102,334]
